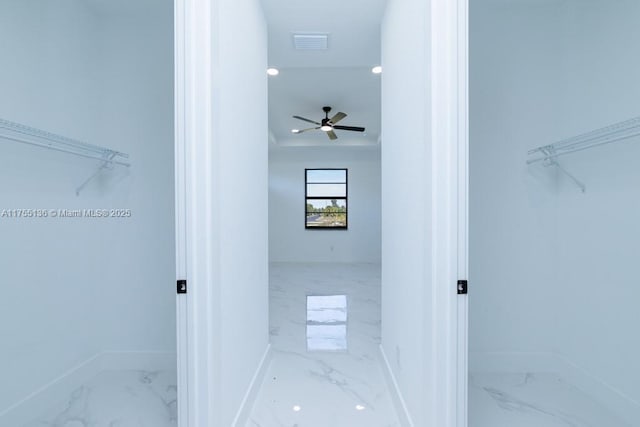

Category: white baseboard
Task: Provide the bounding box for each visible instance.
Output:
[232,344,272,427]
[556,354,640,427]
[99,351,177,371]
[470,351,640,426]
[469,351,558,374]
[378,344,414,427]
[0,351,177,427]
[0,354,103,427]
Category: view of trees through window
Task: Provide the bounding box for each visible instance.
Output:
[305,169,348,229]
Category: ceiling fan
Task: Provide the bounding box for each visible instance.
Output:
[292,106,365,140]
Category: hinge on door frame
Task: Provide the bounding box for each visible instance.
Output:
[177,279,187,294]
[457,279,468,295]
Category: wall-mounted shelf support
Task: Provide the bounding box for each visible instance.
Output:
[527,116,640,192]
[538,146,586,193]
[0,118,130,195]
[549,159,586,193]
[75,152,117,196]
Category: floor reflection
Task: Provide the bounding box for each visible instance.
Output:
[306,294,348,351]
[249,263,400,426]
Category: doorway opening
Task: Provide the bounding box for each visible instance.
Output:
[259,2,388,424]
[469,1,640,426]
[0,1,177,426]
[175,0,465,425]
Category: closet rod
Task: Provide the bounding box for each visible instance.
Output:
[527,116,640,164]
[0,118,130,167]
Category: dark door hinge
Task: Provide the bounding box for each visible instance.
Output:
[457,280,468,295]
[177,279,187,294]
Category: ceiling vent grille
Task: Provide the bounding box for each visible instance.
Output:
[293,33,329,50]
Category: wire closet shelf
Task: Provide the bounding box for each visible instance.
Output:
[526,116,640,193]
[527,116,640,165]
[0,118,130,195]
[0,118,130,166]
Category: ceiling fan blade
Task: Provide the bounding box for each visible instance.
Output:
[333,125,365,132]
[329,112,347,124]
[327,130,338,140]
[295,127,320,134]
[293,115,321,125]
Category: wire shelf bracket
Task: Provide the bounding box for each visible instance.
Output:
[0,118,130,195]
[526,116,640,192]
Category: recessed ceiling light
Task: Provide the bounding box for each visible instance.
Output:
[267,68,279,76]
[293,405,302,412]
[371,66,382,74]
[291,129,300,134]
[355,404,366,411]
[320,125,333,132]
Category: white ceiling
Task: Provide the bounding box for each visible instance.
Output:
[268,67,381,146]
[261,0,387,148]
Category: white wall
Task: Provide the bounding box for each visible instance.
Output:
[269,146,381,263]
[212,0,270,424]
[381,0,433,424]
[554,0,640,417]
[470,0,640,423]
[0,1,102,411]
[469,0,563,358]
[0,0,175,418]
[92,0,175,355]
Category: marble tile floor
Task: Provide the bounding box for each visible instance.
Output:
[23,264,627,427]
[247,262,401,427]
[23,369,177,427]
[469,372,631,427]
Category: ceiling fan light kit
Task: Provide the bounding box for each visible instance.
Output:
[292,106,365,141]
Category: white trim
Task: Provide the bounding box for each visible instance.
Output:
[174,0,189,427]
[378,345,415,427]
[558,355,640,427]
[175,0,218,426]
[469,352,560,374]
[470,352,640,426]
[430,0,467,425]
[0,354,102,427]
[174,0,190,426]
[0,352,176,427]
[99,351,177,371]
[231,344,272,427]
[455,0,469,426]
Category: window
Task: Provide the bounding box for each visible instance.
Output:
[305,168,348,229]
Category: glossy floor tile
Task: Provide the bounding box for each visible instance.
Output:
[306,294,348,351]
[247,262,400,427]
[469,372,631,427]
[24,370,177,427]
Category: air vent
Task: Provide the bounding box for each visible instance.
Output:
[293,33,329,50]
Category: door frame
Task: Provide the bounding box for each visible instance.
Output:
[455,0,469,424]
[174,0,217,425]
[430,0,469,425]
[173,0,470,425]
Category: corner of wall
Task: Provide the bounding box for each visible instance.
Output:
[378,344,415,427]
[231,344,272,427]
